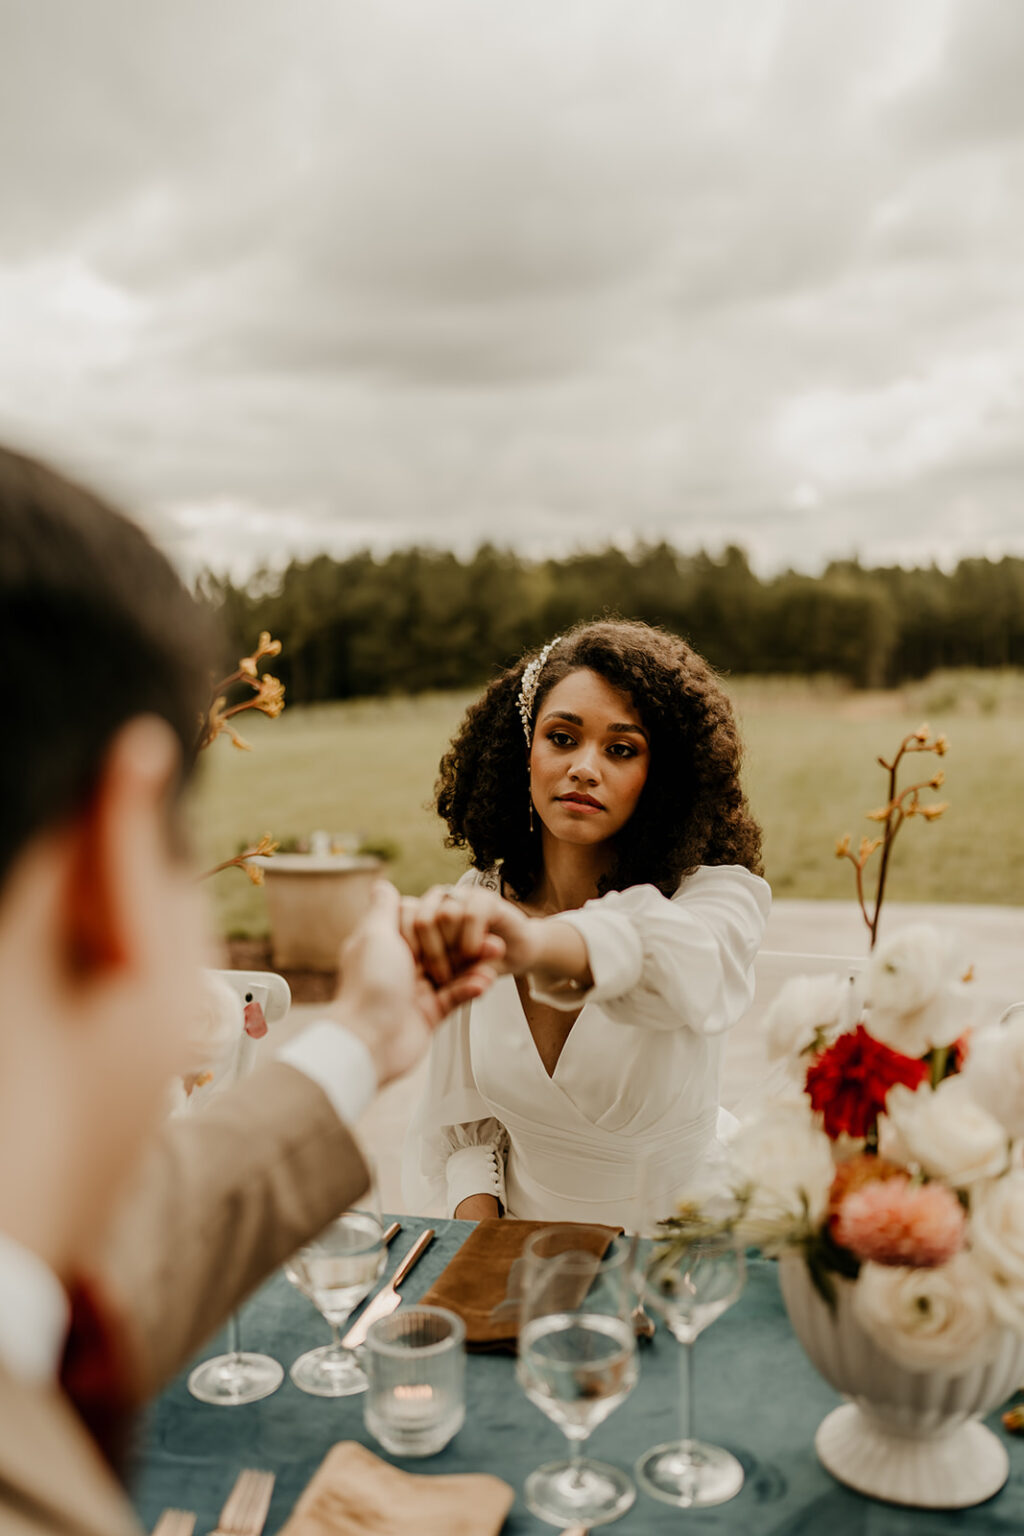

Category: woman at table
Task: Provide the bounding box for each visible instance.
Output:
[401,619,770,1229]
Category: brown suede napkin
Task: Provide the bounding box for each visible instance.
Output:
[418,1218,621,1353]
[278,1441,513,1536]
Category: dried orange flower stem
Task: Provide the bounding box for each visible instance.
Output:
[836,725,949,949]
[200,834,279,886]
[195,632,284,752]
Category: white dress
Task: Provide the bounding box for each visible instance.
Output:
[402,863,771,1229]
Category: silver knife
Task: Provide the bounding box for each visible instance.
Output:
[341,1228,434,1349]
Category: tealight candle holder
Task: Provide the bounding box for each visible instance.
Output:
[363,1305,466,1457]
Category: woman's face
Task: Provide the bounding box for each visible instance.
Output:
[530,667,650,846]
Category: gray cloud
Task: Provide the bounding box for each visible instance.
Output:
[0,0,1022,579]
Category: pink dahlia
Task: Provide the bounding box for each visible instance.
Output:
[834,1177,966,1268]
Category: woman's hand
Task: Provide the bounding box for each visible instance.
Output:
[401,885,539,987]
[454,1194,502,1222]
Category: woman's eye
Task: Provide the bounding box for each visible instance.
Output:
[547,731,576,748]
[608,743,638,759]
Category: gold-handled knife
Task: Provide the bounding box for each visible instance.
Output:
[341,1228,434,1349]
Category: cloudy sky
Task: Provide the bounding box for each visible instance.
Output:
[1,0,1022,579]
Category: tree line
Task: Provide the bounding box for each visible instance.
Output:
[197,544,1024,703]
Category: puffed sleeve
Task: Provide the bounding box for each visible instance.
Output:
[528,864,770,1036]
[400,1000,508,1216]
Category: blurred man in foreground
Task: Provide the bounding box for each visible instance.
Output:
[0,445,499,1534]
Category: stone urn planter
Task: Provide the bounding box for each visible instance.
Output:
[779,1254,1024,1509]
[251,853,382,971]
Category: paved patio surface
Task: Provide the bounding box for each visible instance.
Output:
[277,899,1024,1212]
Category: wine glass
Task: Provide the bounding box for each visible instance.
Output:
[187,977,285,1405]
[635,1232,746,1507]
[516,1228,638,1528]
[285,1185,386,1396]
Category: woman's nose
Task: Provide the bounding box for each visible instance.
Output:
[568,746,600,784]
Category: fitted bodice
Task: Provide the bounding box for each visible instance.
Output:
[469,974,722,1223]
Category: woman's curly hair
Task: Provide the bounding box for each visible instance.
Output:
[436,619,763,899]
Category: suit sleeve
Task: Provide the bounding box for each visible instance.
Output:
[96,1061,369,1397]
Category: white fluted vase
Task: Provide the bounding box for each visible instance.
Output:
[779,1254,1024,1509]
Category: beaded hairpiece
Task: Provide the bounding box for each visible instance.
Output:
[516,636,563,744]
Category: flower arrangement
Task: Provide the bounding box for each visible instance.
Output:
[663,725,1024,1377]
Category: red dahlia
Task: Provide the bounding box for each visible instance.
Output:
[805,1024,929,1140]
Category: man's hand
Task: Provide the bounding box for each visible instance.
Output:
[329,882,503,1087]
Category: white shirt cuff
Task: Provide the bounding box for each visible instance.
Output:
[528,906,644,1010]
[445,1143,506,1216]
[277,1019,378,1126]
[0,1232,69,1385]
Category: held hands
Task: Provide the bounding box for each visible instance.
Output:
[401,884,593,994]
[328,882,505,1087]
[401,884,539,986]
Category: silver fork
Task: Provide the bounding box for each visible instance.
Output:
[210,1468,276,1536]
[151,1513,196,1536]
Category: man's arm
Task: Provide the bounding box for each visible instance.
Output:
[99,1060,369,1398]
[95,882,503,1399]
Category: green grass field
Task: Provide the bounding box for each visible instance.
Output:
[188,673,1024,937]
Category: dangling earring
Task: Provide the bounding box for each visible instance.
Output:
[528,787,535,835]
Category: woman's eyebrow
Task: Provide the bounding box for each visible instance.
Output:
[541,709,649,742]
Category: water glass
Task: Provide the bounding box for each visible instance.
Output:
[364,1306,466,1457]
[517,1228,637,1528]
[187,976,284,1406]
[286,1185,386,1396]
[635,1231,746,1507]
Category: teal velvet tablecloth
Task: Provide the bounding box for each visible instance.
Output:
[130,1216,1024,1534]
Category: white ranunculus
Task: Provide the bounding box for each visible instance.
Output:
[853,1254,1001,1372]
[762,973,855,1063]
[879,1077,1009,1186]
[970,1173,1024,1334]
[728,1100,836,1238]
[963,1017,1024,1141]
[866,923,973,1057]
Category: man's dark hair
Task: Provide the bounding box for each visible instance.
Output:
[1,444,213,891]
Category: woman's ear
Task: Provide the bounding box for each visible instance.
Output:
[60,716,182,982]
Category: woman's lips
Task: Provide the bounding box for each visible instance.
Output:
[557,793,604,813]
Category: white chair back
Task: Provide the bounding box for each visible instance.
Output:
[212,968,291,1082]
[174,969,291,1116]
[752,949,863,1025]
[722,949,863,1119]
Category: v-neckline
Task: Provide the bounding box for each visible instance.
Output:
[494,873,588,1083]
[510,973,585,1083]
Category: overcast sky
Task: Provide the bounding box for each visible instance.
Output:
[1,0,1022,579]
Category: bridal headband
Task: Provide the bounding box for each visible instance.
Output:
[517,636,563,744]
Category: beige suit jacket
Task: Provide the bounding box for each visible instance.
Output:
[0,1061,369,1535]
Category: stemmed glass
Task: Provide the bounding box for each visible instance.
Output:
[187,978,284,1405]
[635,1232,746,1507]
[285,1184,386,1396]
[516,1228,638,1529]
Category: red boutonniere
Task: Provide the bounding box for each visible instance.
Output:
[806,1025,929,1140]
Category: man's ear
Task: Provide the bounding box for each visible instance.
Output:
[61,717,183,981]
